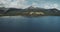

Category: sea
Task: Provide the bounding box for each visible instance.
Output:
[0,16,60,32]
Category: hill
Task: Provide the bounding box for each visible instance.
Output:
[0,6,60,16]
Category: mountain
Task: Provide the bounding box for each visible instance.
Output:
[4,8,23,14]
[26,6,40,9]
[24,6,46,12]
[0,7,9,14]
[0,6,60,16]
[25,6,60,15]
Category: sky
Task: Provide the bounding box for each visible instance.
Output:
[0,0,60,9]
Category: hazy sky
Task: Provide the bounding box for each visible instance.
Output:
[0,0,60,9]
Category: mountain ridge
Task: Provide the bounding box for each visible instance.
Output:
[0,6,60,16]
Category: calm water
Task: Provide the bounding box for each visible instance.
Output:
[0,16,60,32]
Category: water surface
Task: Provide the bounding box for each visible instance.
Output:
[0,16,60,32]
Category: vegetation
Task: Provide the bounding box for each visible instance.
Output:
[0,6,60,16]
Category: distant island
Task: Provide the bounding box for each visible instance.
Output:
[0,6,60,16]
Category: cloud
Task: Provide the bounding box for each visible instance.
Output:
[44,3,59,9]
[31,3,38,7]
[0,0,60,10]
[0,0,29,9]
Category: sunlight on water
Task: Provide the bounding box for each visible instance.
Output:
[0,16,29,19]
